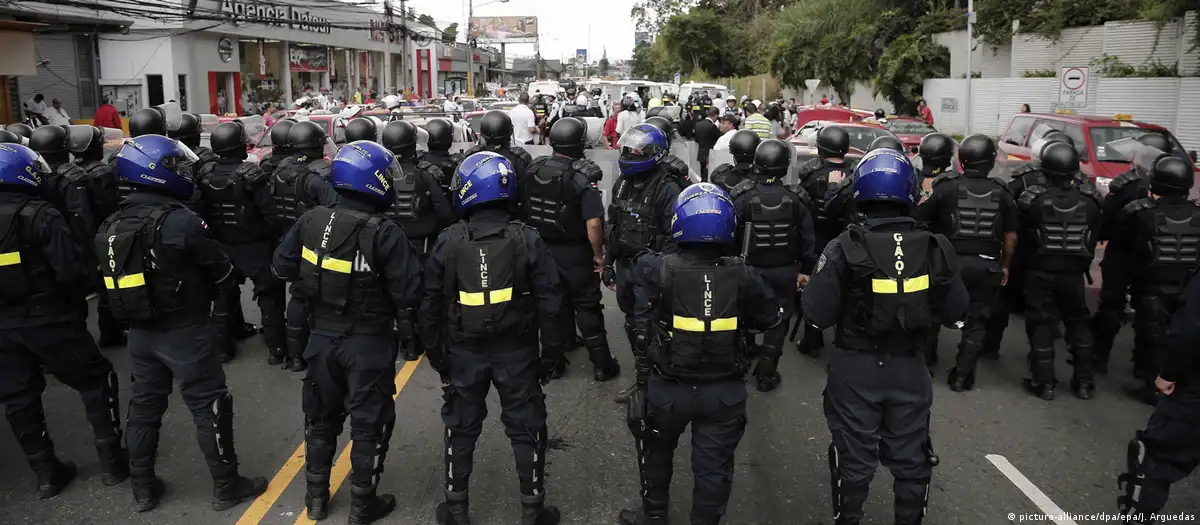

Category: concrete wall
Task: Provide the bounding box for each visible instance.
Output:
[933,29,1012,78]
[98,36,179,112]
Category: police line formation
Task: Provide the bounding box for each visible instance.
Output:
[0,103,1197,525]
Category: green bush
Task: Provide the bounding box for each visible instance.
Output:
[1090,54,1179,77]
[1021,69,1058,78]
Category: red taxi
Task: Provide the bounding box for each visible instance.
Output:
[792,106,871,128]
[880,116,937,154]
[790,121,910,157]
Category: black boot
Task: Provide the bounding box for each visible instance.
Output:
[27,449,76,500]
[435,490,470,525]
[267,347,286,366]
[521,494,561,525]
[288,356,309,372]
[617,508,668,525]
[131,474,165,512]
[211,474,268,511]
[946,368,974,393]
[797,325,824,358]
[347,484,396,525]
[95,436,129,485]
[234,322,260,340]
[1023,379,1055,401]
[304,472,330,520]
[1072,381,1095,400]
[584,337,620,382]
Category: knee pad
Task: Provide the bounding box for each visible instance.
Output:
[1118,436,1148,514]
[212,393,235,462]
[103,369,122,435]
[828,443,842,518]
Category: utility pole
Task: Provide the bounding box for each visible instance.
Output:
[383,0,392,93]
[467,0,474,97]
[965,0,974,135]
[399,0,408,93]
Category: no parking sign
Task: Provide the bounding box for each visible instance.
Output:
[1058,67,1089,109]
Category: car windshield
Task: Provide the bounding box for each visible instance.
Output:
[459,100,479,112]
[1089,127,1187,163]
[884,120,936,135]
[840,127,894,151]
[467,114,483,133]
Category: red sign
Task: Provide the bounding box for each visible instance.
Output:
[289,46,328,72]
[438,58,452,72]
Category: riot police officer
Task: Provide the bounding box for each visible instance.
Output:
[802,149,967,525]
[709,130,760,193]
[419,152,565,525]
[603,124,686,403]
[642,115,697,186]
[619,183,781,525]
[731,139,817,392]
[917,133,955,201]
[0,128,26,145]
[1017,141,1102,401]
[462,111,533,198]
[199,121,283,364]
[918,135,1018,392]
[260,119,297,175]
[420,118,460,193]
[1113,155,1200,405]
[1093,133,1176,375]
[27,125,75,218]
[6,122,33,141]
[1117,267,1200,524]
[272,140,424,524]
[344,117,381,143]
[1008,131,1082,200]
[99,134,267,512]
[532,92,551,132]
[522,117,621,381]
[170,112,220,164]
[820,136,908,242]
[381,120,455,258]
[0,143,127,498]
[795,126,853,357]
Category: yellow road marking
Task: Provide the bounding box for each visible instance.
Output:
[235,357,423,525]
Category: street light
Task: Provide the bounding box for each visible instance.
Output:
[467,0,509,97]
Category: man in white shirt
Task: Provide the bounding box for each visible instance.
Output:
[23,93,47,124]
[615,103,643,138]
[45,98,72,126]
[443,96,460,113]
[712,115,739,151]
[510,93,538,145]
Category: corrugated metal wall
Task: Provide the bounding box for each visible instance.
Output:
[17,34,83,120]
[922,79,967,134]
[969,79,1004,136]
[1010,27,1105,76]
[1103,20,1180,65]
[1176,79,1200,150]
[998,78,1060,134]
[1097,79,1179,129]
[1181,12,1200,75]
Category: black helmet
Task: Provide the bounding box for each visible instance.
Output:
[621,96,637,111]
[0,129,23,144]
[1043,131,1075,147]
[381,120,418,156]
[1150,156,1193,196]
[129,107,167,137]
[753,139,792,179]
[1137,132,1172,153]
[169,112,202,147]
[1040,141,1080,179]
[644,116,675,141]
[957,134,998,173]
[344,118,378,143]
[6,123,33,139]
[645,106,663,118]
[816,126,850,158]
[425,118,455,151]
[29,125,68,157]
[287,120,328,151]
[549,117,587,158]
[210,122,249,157]
[479,110,513,146]
[918,133,955,167]
[592,88,601,96]
[868,135,905,152]
[269,119,296,152]
[729,130,761,163]
[566,88,576,98]
[874,109,886,119]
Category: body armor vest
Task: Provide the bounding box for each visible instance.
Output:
[0,198,68,316]
[76,161,121,230]
[1024,186,1095,260]
[266,156,321,229]
[533,103,549,119]
[443,222,530,340]
[199,160,270,244]
[96,203,210,322]
[836,224,950,354]
[1149,202,1200,270]
[609,172,671,259]
[942,174,1005,256]
[710,163,752,193]
[295,207,391,334]
[421,151,457,193]
[732,183,801,267]
[388,160,440,238]
[652,254,745,380]
[521,156,586,243]
[800,159,849,239]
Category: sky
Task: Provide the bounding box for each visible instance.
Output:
[404,0,638,62]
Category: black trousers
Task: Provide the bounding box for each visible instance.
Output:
[1092,254,1131,369]
[983,252,1031,355]
[951,256,1003,379]
[1024,270,1093,386]
[214,241,285,357]
[698,149,710,182]
[639,374,747,525]
[1132,289,1182,380]
[286,289,310,363]
[616,259,650,381]
[547,242,612,368]
[756,265,797,362]
[0,320,120,458]
[824,350,933,525]
[302,331,397,489]
[442,345,548,497]
[126,321,238,478]
[1126,381,1200,515]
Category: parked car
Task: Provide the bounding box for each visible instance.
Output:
[791,121,907,155]
[792,105,871,128]
[880,117,937,154]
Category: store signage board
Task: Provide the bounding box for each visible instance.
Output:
[219,0,332,34]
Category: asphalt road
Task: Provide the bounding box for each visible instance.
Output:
[1,286,1196,525]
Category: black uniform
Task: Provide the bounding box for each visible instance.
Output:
[420,150,459,194]
[709,161,753,193]
[730,178,817,391]
[272,198,423,515]
[796,157,855,353]
[1115,196,1200,399]
[417,207,563,517]
[59,158,126,344]
[1016,181,1102,398]
[521,154,619,377]
[624,249,780,524]
[198,158,284,362]
[0,190,126,495]
[97,192,264,510]
[1093,169,1150,372]
[918,171,1018,389]
[802,217,967,525]
[387,157,455,258]
[1118,269,1200,523]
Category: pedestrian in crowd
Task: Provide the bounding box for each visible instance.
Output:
[604,102,622,148]
[46,99,71,127]
[615,97,643,140]
[712,114,739,151]
[23,93,48,125]
[743,103,772,139]
[820,94,829,105]
[694,107,721,181]
[710,130,759,192]
[1020,103,1031,113]
[917,99,934,126]
[94,95,122,130]
[511,93,539,146]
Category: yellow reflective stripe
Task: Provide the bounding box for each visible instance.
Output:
[710,317,738,331]
[0,251,20,266]
[301,247,318,265]
[872,274,930,294]
[104,273,146,289]
[321,257,352,274]
[672,316,738,332]
[458,288,514,306]
[673,316,706,332]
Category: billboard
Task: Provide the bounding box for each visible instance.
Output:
[576,49,587,63]
[289,46,328,72]
[469,16,538,44]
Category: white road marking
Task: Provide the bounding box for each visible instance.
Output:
[986,454,1079,525]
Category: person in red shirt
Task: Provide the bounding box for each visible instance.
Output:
[93,95,122,131]
[819,95,829,105]
[917,99,934,126]
[603,102,621,148]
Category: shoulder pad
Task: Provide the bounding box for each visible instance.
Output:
[666,155,688,173]
[235,162,267,184]
[1017,185,1046,208]
[1121,197,1155,215]
[931,171,959,186]
[797,158,823,176]
[1078,182,1100,200]
[59,163,89,183]
[1009,163,1038,177]
[571,158,603,183]
[417,160,442,177]
[729,179,756,200]
[709,163,733,175]
[791,184,815,207]
[1110,170,1139,192]
[307,159,332,178]
[512,147,532,163]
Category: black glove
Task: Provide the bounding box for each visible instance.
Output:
[601,265,616,288]
[538,354,566,386]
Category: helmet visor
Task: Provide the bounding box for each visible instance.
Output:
[29,152,52,175]
[618,127,665,162]
[199,114,220,135]
[157,102,184,132]
[161,142,200,172]
[238,116,268,146]
[65,125,98,153]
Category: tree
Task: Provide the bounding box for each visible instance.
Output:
[599,58,611,75]
[659,8,738,76]
[442,23,458,44]
[769,0,888,98]
[631,40,676,81]
[417,13,437,31]
[631,0,697,32]
[872,34,950,115]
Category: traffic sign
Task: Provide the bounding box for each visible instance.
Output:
[805,78,821,93]
[674,72,681,85]
[1058,67,1089,109]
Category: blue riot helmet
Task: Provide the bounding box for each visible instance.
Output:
[115,134,200,200]
[617,124,669,176]
[0,143,51,192]
[330,140,399,211]
[452,151,517,215]
[670,182,737,244]
[852,148,918,207]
